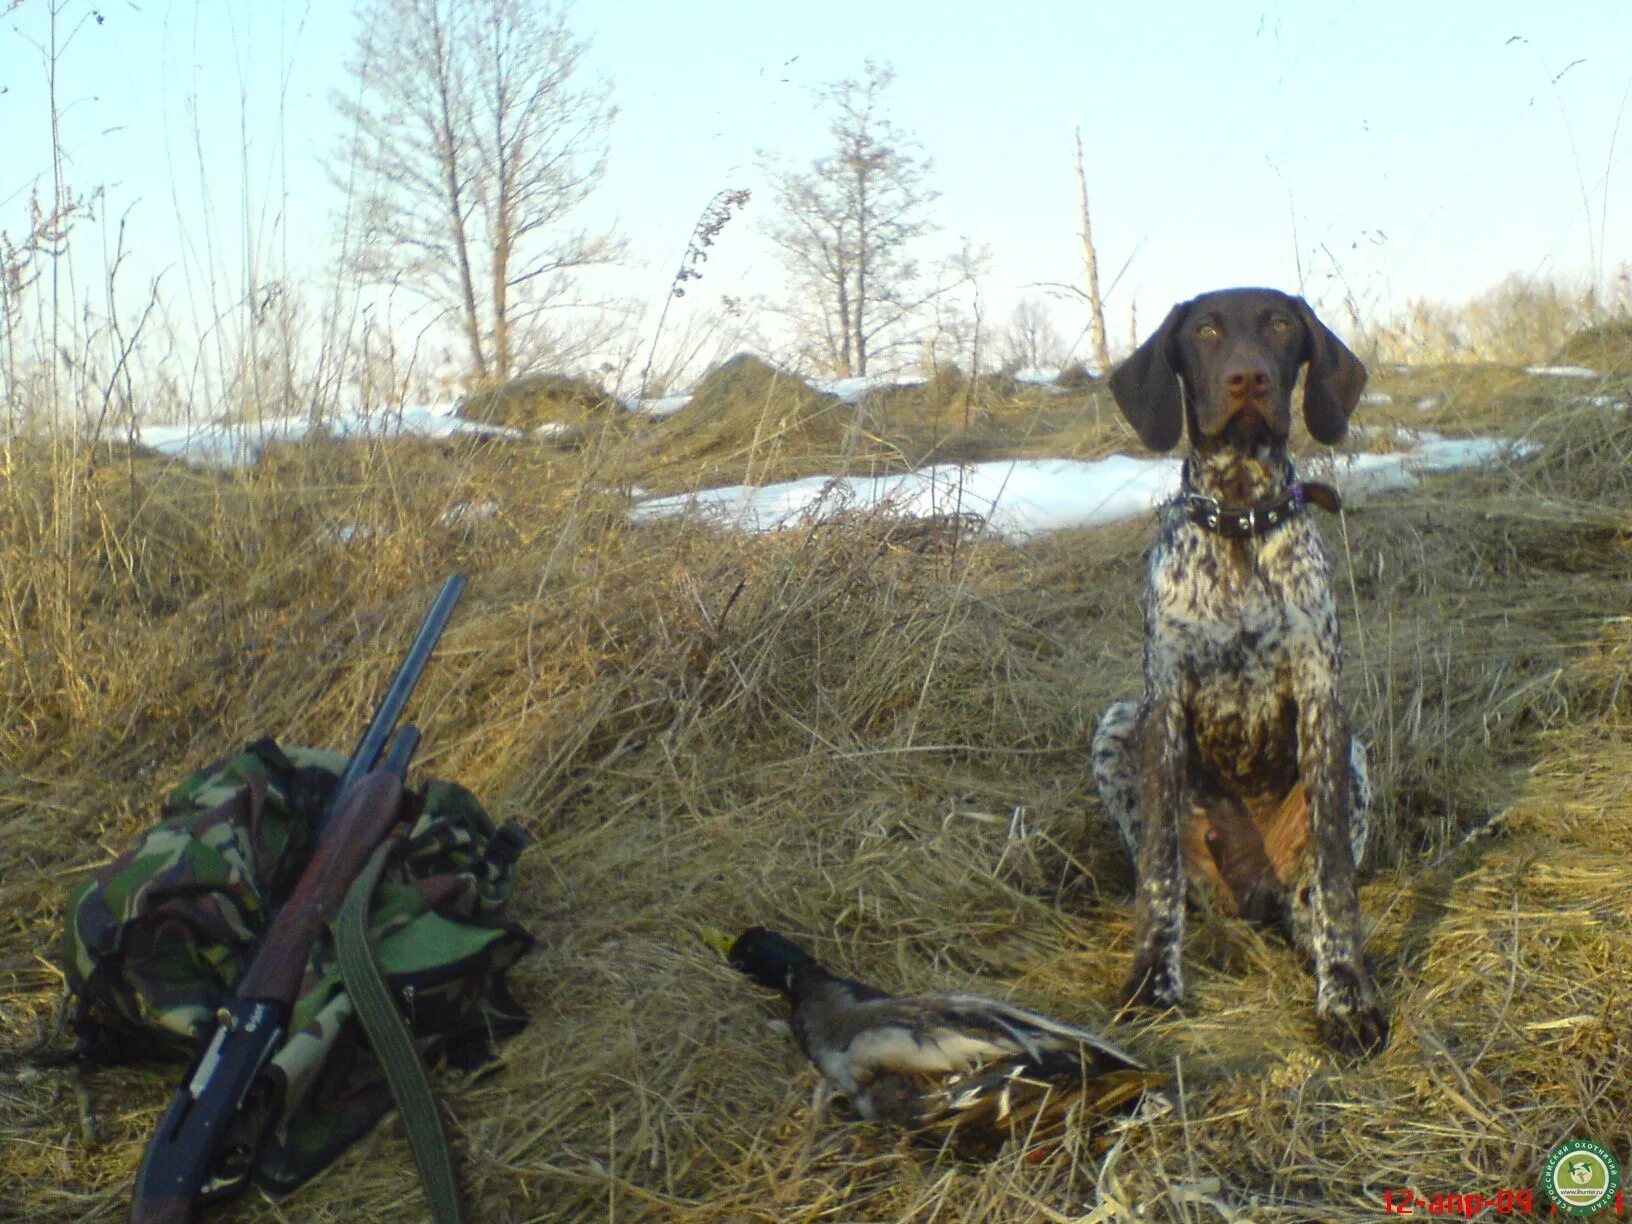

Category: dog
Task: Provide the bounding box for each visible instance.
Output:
[1090,287,1386,1055]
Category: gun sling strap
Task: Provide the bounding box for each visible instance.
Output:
[337,838,463,1224]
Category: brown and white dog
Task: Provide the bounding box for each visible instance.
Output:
[1091,287,1386,1055]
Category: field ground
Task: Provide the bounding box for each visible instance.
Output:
[2,349,1631,1222]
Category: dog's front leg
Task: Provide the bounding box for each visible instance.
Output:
[1122,676,1188,1009]
[1298,675,1389,1055]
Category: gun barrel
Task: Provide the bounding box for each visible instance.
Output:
[324,575,465,824]
[381,725,421,778]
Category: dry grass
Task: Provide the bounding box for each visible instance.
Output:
[632,357,1132,495]
[634,354,863,491]
[1357,361,1628,441]
[1556,319,1632,378]
[459,373,628,442]
[2,359,1631,1222]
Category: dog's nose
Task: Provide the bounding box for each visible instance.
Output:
[1224,364,1271,396]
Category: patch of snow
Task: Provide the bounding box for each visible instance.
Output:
[334,394,463,421]
[1415,396,1443,413]
[1526,365,1601,379]
[633,456,1182,541]
[1307,434,1536,500]
[139,416,309,467]
[382,405,517,440]
[1360,390,1394,406]
[138,406,520,468]
[633,458,1151,540]
[1008,366,1089,395]
[1582,394,1629,410]
[627,392,693,417]
[328,521,388,545]
[634,434,1537,541]
[440,500,499,526]
[807,373,926,402]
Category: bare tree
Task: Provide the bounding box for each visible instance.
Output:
[765,62,940,377]
[1073,129,1111,374]
[334,0,620,384]
[1034,129,1117,373]
[999,297,1068,372]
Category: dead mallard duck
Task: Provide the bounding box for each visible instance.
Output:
[702,925,1163,1156]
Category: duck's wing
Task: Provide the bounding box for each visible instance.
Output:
[790,981,1162,1149]
[811,990,1142,1090]
[898,993,1148,1070]
[836,993,1160,1149]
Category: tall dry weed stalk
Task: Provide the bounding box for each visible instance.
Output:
[638,187,752,396]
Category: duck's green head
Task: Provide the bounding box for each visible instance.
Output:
[701,925,816,995]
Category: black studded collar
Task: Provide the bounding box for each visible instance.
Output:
[1179,462,1342,538]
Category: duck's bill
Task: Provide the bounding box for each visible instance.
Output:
[698,925,738,956]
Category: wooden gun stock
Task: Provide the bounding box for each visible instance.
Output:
[237,771,405,1001]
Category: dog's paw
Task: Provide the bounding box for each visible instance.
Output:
[1316,962,1389,1057]
[1120,953,1183,1012]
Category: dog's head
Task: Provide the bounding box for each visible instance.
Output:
[1108,288,1366,452]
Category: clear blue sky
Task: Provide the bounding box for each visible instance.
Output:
[5,0,1630,379]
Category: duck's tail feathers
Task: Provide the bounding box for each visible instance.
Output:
[900,1062,1166,1158]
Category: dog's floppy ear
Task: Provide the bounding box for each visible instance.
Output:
[1293,297,1366,444]
[1108,301,1189,452]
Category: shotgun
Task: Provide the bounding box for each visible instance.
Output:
[128,574,467,1224]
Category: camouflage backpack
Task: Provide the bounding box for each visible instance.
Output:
[62,738,533,1202]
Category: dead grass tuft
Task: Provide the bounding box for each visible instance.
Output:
[637,354,858,490]
[1554,318,1632,375]
[459,372,628,445]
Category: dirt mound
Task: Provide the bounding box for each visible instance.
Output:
[670,352,844,429]
[1553,317,1632,374]
[1056,359,1096,388]
[459,371,625,439]
[639,353,862,486]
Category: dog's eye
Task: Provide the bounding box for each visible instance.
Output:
[1268,316,1293,335]
[1196,322,1220,341]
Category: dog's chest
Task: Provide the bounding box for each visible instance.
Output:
[1145,514,1337,730]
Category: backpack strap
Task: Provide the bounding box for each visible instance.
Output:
[336,837,464,1224]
